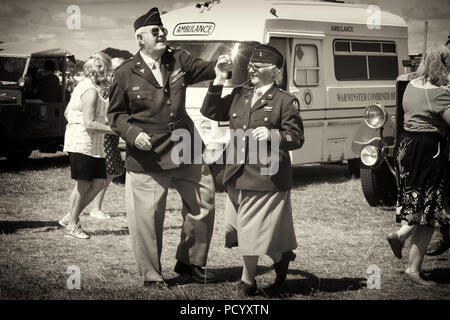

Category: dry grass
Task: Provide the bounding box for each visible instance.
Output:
[0,152,449,300]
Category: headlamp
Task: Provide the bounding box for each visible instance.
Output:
[361,145,379,166]
[364,104,387,129]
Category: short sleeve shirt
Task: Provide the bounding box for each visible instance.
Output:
[402,78,450,136]
[63,78,108,158]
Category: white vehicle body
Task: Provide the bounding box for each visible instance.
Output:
[162,0,409,165]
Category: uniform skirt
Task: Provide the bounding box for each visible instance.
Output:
[396,131,450,228]
[224,182,298,256]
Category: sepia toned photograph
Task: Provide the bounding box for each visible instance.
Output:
[0,0,449,311]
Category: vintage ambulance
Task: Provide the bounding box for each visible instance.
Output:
[162,0,410,186]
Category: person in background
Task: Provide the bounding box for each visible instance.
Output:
[34,60,60,102]
[425,35,450,256]
[108,7,230,287]
[59,52,116,239]
[88,57,126,219]
[201,44,304,296]
[386,45,450,286]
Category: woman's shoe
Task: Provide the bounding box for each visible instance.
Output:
[403,271,438,287]
[236,280,257,297]
[273,251,296,287]
[426,240,450,256]
[387,232,404,259]
[90,209,111,219]
[58,213,70,228]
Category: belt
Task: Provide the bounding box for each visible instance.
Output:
[131,114,190,133]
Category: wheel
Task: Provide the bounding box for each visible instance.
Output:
[347,158,361,177]
[210,163,226,193]
[360,161,397,207]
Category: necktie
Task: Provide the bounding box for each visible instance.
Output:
[251,89,263,107]
[151,60,163,86]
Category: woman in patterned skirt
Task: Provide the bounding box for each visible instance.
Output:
[386,45,450,286]
[89,57,126,219]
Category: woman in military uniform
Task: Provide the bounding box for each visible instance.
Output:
[201,45,304,296]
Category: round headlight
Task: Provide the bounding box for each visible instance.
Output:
[18,76,25,87]
[364,104,387,129]
[360,145,379,166]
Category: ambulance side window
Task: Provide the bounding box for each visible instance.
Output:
[293,45,319,86]
[333,40,398,80]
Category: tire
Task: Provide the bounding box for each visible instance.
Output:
[210,163,226,193]
[347,158,361,178]
[360,161,397,207]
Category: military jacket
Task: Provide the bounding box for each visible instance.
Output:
[201,82,304,191]
[108,47,216,172]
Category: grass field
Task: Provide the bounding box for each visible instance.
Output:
[0,151,449,300]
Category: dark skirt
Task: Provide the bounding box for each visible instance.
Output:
[396,131,450,228]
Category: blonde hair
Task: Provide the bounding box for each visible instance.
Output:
[413,45,450,87]
[83,52,112,88]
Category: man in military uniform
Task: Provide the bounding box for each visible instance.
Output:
[201,45,304,296]
[108,7,231,286]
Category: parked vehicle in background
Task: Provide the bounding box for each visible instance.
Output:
[351,72,412,206]
[158,0,410,189]
[0,49,76,160]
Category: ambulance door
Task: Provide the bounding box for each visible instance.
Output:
[288,38,325,165]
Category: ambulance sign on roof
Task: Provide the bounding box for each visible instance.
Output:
[173,23,215,36]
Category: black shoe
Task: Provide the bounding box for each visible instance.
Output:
[143,281,167,289]
[426,240,450,256]
[174,261,217,284]
[236,280,257,297]
[273,251,296,287]
[387,232,404,259]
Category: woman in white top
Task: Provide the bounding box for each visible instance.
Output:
[59,52,116,239]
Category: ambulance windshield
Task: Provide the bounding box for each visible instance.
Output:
[168,41,259,87]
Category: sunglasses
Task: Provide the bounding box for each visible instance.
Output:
[149,26,168,37]
[247,63,273,71]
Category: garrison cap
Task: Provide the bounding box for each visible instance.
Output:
[134,7,163,31]
[250,44,284,69]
